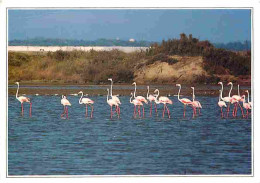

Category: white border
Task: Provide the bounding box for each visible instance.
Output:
[1,0,259,183]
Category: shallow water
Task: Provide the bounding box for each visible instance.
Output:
[8,93,251,175]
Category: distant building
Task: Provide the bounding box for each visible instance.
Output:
[129,38,135,42]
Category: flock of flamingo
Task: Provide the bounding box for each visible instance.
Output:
[14,79,252,120]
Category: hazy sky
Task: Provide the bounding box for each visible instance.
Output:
[8,9,251,43]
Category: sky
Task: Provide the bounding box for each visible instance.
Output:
[8,9,251,43]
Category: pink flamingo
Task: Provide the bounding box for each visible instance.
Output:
[245,90,252,107]
[78,91,94,118]
[218,90,227,118]
[106,88,119,119]
[147,86,158,116]
[176,84,194,118]
[154,89,172,118]
[242,95,251,118]
[108,78,121,116]
[231,84,244,117]
[191,87,202,116]
[130,92,144,118]
[132,82,148,117]
[61,95,71,119]
[218,82,233,118]
[15,82,32,117]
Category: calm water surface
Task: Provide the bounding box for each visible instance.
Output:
[8,87,251,175]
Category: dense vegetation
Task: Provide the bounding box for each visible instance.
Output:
[9,49,146,84]
[147,33,251,77]
[8,34,251,84]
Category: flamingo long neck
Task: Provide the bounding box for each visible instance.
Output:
[147,86,149,99]
[16,83,19,99]
[220,88,224,101]
[238,85,240,96]
[79,92,83,104]
[110,80,113,97]
[228,83,233,98]
[130,94,133,104]
[177,85,181,101]
[219,83,224,99]
[192,88,195,102]
[134,83,137,98]
[219,91,221,102]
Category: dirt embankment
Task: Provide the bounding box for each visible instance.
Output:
[134,55,207,84]
[134,55,241,84]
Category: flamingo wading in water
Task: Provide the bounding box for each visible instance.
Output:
[108,78,121,116]
[218,90,227,118]
[154,89,172,118]
[106,88,119,119]
[147,86,158,116]
[218,82,233,118]
[130,92,144,118]
[132,82,148,117]
[191,87,202,116]
[78,91,94,118]
[61,95,71,119]
[176,84,194,118]
[15,82,32,117]
[242,95,251,118]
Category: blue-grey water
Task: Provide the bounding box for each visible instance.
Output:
[8,91,251,175]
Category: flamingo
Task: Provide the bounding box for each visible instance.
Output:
[132,82,148,117]
[176,84,194,118]
[108,78,121,116]
[78,91,94,118]
[106,88,119,119]
[61,95,71,119]
[15,82,32,117]
[130,92,144,118]
[147,86,158,116]
[242,95,251,118]
[218,82,233,117]
[231,84,244,117]
[245,90,252,107]
[218,89,227,118]
[154,89,172,118]
[191,87,202,116]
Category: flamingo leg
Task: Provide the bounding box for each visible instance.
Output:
[221,107,223,118]
[199,108,201,115]
[154,103,158,116]
[162,104,166,118]
[183,105,186,118]
[232,103,236,117]
[61,105,65,118]
[150,102,152,117]
[142,105,145,118]
[66,106,68,119]
[29,103,32,117]
[91,105,94,118]
[110,106,113,119]
[21,103,24,116]
[226,103,230,118]
[166,105,170,118]
[138,106,141,117]
[238,103,244,118]
[118,106,120,118]
[86,104,88,118]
